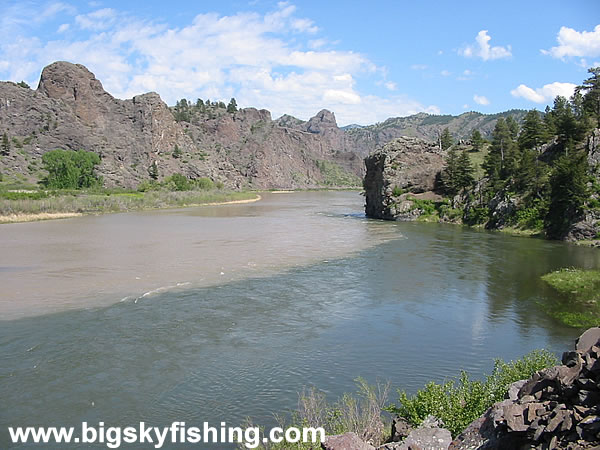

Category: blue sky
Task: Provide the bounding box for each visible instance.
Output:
[1,1,599,125]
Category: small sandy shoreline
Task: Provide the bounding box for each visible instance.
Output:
[0,194,262,224]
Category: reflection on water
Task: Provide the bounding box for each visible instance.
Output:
[1,191,599,448]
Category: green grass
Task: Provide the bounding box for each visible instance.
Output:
[0,189,257,219]
[387,350,558,437]
[466,144,489,179]
[541,268,600,328]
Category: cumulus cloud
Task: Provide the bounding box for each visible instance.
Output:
[473,94,490,105]
[543,25,600,59]
[0,2,440,125]
[460,30,512,61]
[510,82,577,103]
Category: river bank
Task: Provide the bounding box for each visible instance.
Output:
[0,189,260,224]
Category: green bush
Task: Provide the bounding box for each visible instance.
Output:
[195,177,214,190]
[407,197,436,216]
[463,206,488,225]
[387,350,558,437]
[164,173,191,191]
[41,149,102,189]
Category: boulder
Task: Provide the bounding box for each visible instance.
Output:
[450,327,600,449]
[322,432,375,450]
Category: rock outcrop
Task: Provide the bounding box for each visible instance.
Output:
[450,327,600,449]
[0,61,528,190]
[0,62,363,189]
[363,137,445,220]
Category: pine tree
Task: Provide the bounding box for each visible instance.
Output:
[471,129,484,152]
[576,66,600,128]
[148,161,159,180]
[506,116,520,140]
[1,132,9,156]
[441,147,460,194]
[545,151,589,238]
[172,145,182,159]
[440,128,453,150]
[227,98,238,113]
[457,150,475,190]
[518,109,545,152]
[484,118,514,185]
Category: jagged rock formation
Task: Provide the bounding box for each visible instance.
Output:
[450,327,600,449]
[0,62,362,189]
[0,61,530,190]
[363,137,445,220]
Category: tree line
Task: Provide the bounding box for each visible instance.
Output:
[438,67,600,239]
[173,97,238,122]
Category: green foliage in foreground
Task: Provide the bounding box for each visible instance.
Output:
[541,268,600,328]
[387,350,558,437]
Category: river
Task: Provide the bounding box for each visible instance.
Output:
[1,191,599,448]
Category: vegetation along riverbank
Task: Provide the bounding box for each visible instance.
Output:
[0,149,258,223]
[242,328,600,449]
[363,68,600,245]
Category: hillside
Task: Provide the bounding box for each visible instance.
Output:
[0,61,527,190]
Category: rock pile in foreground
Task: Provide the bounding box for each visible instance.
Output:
[450,327,600,449]
[323,327,600,450]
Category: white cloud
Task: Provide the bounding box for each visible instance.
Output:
[75,8,118,30]
[291,18,318,34]
[460,30,512,61]
[440,70,451,77]
[543,25,600,59]
[510,82,577,103]
[473,94,490,105]
[410,64,428,70]
[0,2,440,125]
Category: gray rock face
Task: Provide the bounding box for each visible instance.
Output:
[450,327,600,449]
[0,62,363,189]
[363,137,445,220]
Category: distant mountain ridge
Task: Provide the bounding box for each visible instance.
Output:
[0,61,527,189]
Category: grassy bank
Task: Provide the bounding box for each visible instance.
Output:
[541,268,600,328]
[0,189,259,223]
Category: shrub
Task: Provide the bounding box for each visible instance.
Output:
[463,206,488,225]
[240,379,390,449]
[164,173,191,191]
[387,350,558,437]
[195,177,214,190]
[41,149,102,189]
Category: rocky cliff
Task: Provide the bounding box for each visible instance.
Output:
[0,61,527,190]
[0,62,363,189]
[363,137,445,220]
